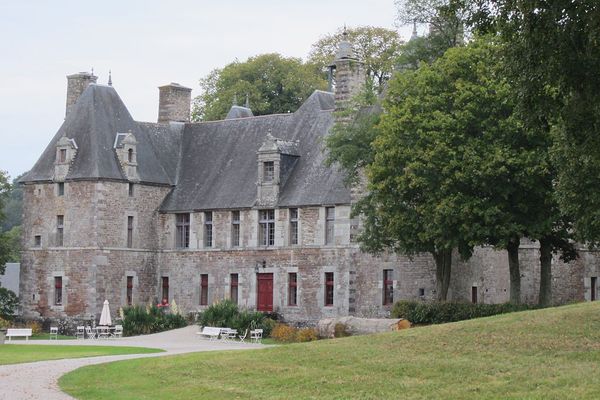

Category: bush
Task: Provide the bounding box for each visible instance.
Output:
[122,304,187,336]
[271,323,298,343]
[198,300,274,337]
[0,288,19,319]
[391,300,540,325]
[296,328,319,342]
[270,324,319,343]
[26,320,42,335]
[333,322,351,338]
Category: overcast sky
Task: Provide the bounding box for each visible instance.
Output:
[0,0,417,180]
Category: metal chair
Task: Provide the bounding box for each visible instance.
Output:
[113,325,123,338]
[238,329,248,343]
[76,326,85,340]
[85,325,97,339]
[49,326,58,340]
[250,329,263,343]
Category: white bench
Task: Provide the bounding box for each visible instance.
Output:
[196,326,222,340]
[6,328,33,342]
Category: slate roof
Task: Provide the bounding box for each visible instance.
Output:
[21,84,174,185]
[22,86,352,211]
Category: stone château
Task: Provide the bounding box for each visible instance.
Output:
[18,36,600,325]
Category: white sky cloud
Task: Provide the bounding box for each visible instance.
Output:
[0,0,416,179]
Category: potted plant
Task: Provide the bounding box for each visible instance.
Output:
[0,317,10,345]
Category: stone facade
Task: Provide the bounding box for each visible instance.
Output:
[18,39,600,328]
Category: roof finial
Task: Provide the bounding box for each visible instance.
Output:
[343,23,347,37]
[108,70,112,86]
[245,93,250,109]
[233,94,238,106]
[91,67,94,76]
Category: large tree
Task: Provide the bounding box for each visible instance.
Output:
[356,39,534,301]
[0,171,13,274]
[191,53,327,121]
[309,26,404,94]
[468,1,600,244]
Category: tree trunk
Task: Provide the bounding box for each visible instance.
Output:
[538,236,552,307]
[507,238,521,304]
[433,248,453,301]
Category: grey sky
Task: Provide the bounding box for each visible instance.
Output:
[0,0,415,180]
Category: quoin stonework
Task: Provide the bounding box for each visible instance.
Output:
[19,36,600,326]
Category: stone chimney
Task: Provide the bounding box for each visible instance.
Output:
[66,72,97,117]
[158,83,192,123]
[332,30,365,112]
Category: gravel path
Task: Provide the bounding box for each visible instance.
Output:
[0,326,266,399]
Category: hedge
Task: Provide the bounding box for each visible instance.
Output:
[391,300,541,325]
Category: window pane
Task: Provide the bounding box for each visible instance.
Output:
[288,272,297,306]
[230,273,238,305]
[54,277,62,305]
[200,274,208,305]
[325,272,334,306]
[325,207,335,245]
[263,161,274,182]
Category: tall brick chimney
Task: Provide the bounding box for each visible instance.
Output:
[66,72,97,117]
[333,29,365,112]
[158,83,192,123]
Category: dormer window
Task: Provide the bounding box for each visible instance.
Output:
[263,161,274,182]
[58,149,67,163]
[128,148,134,163]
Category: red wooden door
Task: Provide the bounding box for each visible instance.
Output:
[257,273,274,312]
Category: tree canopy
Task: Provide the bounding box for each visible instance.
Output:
[191,53,327,121]
[0,171,13,274]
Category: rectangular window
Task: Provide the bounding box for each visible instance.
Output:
[325,272,334,306]
[161,276,169,302]
[128,183,134,197]
[34,235,41,247]
[259,209,275,246]
[126,276,133,306]
[231,211,240,247]
[289,208,298,245]
[56,215,64,247]
[288,272,298,306]
[383,269,394,305]
[200,274,208,306]
[175,213,190,249]
[204,212,213,247]
[230,273,239,305]
[127,216,134,248]
[57,182,64,196]
[263,161,274,182]
[54,276,63,306]
[58,148,67,163]
[471,286,478,304]
[591,277,597,302]
[419,288,425,297]
[325,207,335,245]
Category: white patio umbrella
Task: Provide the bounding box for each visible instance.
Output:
[99,299,112,326]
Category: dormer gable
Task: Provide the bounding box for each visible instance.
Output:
[53,136,78,181]
[114,132,139,181]
[256,132,300,206]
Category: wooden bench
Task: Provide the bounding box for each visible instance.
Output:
[6,328,33,342]
[196,326,222,340]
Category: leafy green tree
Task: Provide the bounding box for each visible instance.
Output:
[468,1,600,244]
[0,173,24,232]
[0,287,19,319]
[309,26,404,94]
[191,53,327,121]
[0,171,12,275]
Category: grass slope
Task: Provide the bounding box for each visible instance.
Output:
[60,302,600,399]
[0,345,163,365]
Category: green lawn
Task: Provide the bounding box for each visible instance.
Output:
[0,345,163,365]
[60,302,600,399]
